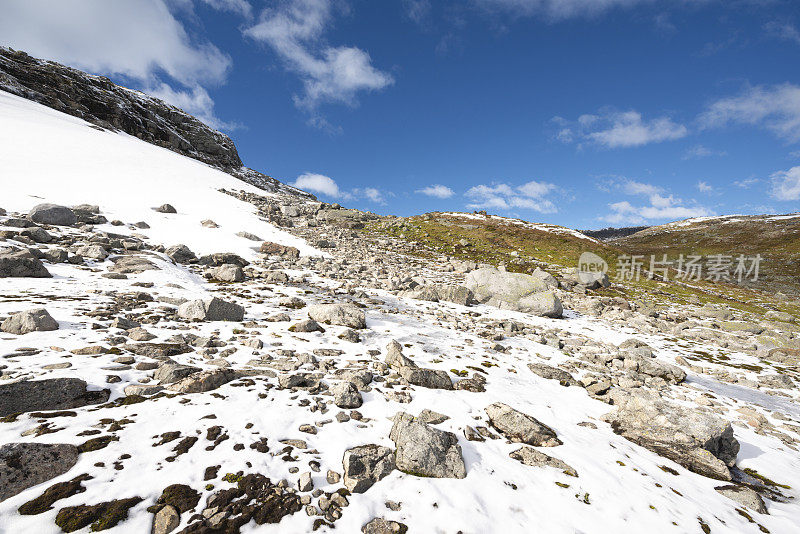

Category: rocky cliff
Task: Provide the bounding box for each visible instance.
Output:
[0,47,312,198]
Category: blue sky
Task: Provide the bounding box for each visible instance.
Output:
[3,0,800,229]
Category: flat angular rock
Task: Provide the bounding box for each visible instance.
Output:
[165,244,197,264]
[510,446,578,477]
[527,363,577,386]
[260,241,300,258]
[154,203,177,213]
[166,369,238,393]
[308,303,366,329]
[177,297,244,322]
[288,319,325,333]
[28,203,76,226]
[390,412,466,479]
[715,484,768,514]
[1,308,59,334]
[0,378,108,416]
[604,388,739,480]
[108,255,159,274]
[399,366,453,390]
[362,518,408,534]
[197,252,248,268]
[342,444,395,493]
[485,402,561,447]
[155,362,201,384]
[0,443,80,502]
[0,248,51,278]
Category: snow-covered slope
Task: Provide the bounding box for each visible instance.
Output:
[0,91,315,259]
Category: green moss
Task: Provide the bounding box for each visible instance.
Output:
[54,497,142,532]
[743,467,791,489]
[78,435,118,453]
[18,474,92,515]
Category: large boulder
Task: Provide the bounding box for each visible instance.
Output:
[166,369,239,393]
[0,443,80,502]
[390,412,466,479]
[28,203,76,226]
[1,308,59,334]
[399,366,453,390]
[211,264,244,283]
[177,297,244,322]
[260,241,300,259]
[108,255,159,274]
[604,388,739,480]
[0,248,51,278]
[331,381,363,408]
[342,444,395,493]
[465,267,562,317]
[165,244,197,264]
[308,303,366,329]
[485,402,561,447]
[197,253,249,268]
[0,378,109,416]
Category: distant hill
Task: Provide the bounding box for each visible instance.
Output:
[580,225,651,241]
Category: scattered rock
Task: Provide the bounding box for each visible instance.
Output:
[485,402,561,447]
[509,446,578,476]
[1,308,59,334]
[308,303,367,329]
[177,297,244,322]
[390,412,466,478]
[342,445,396,493]
[362,517,408,534]
[715,484,768,514]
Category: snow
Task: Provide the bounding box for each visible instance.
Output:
[0,91,317,260]
[1,89,799,534]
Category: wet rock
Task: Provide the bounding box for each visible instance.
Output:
[509,446,578,476]
[177,297,244,322]
[485,402,561,447]
[604,388,739,480]
[1,308,59,334]
[390,412,466,479]
[342,444,396,493]
[0,378,108,416]
[308,303,367,329]
[0,443,80,502]
[29,203,76,226]
[0,248,51,277]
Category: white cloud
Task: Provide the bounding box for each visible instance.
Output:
[244,0,393,111]
[556,109,687,148]
[600,177,713,224]
[696,181,714,193]
[734,178,759,188]
[358,187,387,204]
[770,166,800,201]
[474,0,654,20]
[682,144,726,159]
[699,83,800,143]
[465,180,557,213]
[147,83,240,131]
[1,0,235,129]
[198,0,253,17]
[291,172,342,197]
[765,21,800,45]
[417,184,455,198]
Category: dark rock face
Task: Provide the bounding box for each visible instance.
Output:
[0,47,241,170]
[0,378,109,416]
[0,443,80,502]
[0,248,52,278]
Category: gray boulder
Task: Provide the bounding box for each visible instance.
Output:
[0,378,108,416]
[177,297,244,322]
[154,203,177,214]
[0,248,51,278]
[166,369,238,393]
[28,203,76,226]
[154,362,200,384]
[1,308,59,334]
[211,264,244,283]
[390,412,466,478]
[604,388,739,480]
[342,444,396,493]
[108,255,159,274]
[362,518,408,534]
[385,340,416,370]
[465,267,562,317]
[0,443,80,502]
[332,381,363,409]
[76,244,108,261]
[485,402,562,447]
[308,303,366,329]
[165,244,197,264]
[399,366,453,390]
